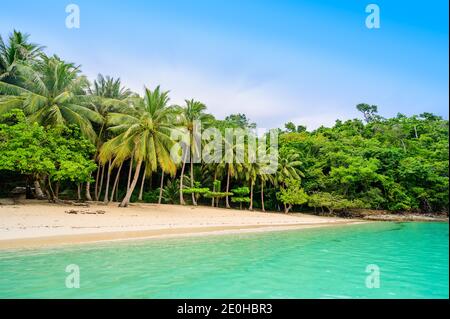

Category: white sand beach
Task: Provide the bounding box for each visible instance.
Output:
[0,200,363,249]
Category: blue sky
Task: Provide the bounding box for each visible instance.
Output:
[1,0,448,129]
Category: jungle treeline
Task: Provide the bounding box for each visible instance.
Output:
[0,31,448,214]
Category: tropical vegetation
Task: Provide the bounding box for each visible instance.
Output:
[0,31,448,215]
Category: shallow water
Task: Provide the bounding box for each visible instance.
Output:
[0,222,448,298]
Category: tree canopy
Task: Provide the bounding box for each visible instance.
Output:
[0,30,448,215]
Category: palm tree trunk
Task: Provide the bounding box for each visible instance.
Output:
[249,180,254,211]
[110,163,123,203]
[115,178,119,202]
[179,150,188,205]
[138,164,147,201]
[261,180,265,212]
[34,180,45,199]
[103,159,112,203]
[212,170,218,207]
[225,167,231,208]
[127,154,134,191]
[211,174,216,207]
[158,170,165,204]
[97,164,105,201]
[190,158,197,205]
[94,165,101,201]
[119,160,142,207]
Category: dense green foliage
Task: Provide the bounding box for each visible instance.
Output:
[0,109,96,199]
[230,187,251,208]
[0,31,448,214]
[279,113,449,213]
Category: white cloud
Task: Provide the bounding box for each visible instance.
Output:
[113,64,295,125]
[84,60,363,130]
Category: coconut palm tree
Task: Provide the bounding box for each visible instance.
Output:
[242,161,260,210]
[275,152,303,187]
[0,30,44,82]
[203,162,225,207]
[0,54,102,140]
[99,86,177,207]
[223,157,242,209]
[0,54,102,196]
[275,152,304,212]
[88,74,134,201]
[176,99,213,205]
[259,171,274,212]
[89,74,132,100]
[256,145,277,212]
[109,161,123,203]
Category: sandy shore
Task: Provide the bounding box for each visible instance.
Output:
[0,200,363,249]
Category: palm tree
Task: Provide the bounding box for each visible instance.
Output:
[203,162,225,207]
[88,74,134,201]
[176,99,213,205]
[0,54,102,141]
[109,162,123,202]
[257,146,277,212]
[275,152,303,187]
[275,152,304,211]
[242,161,260,210]
[259,172,273,212]
[138,163,148,201]
[0,30,44,82]
[99,86,177,207]
[0,54,102,196]
[224,160,242,209]
[89,74,132,100]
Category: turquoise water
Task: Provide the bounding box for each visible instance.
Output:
[0,222,448,298]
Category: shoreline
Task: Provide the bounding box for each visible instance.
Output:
[0,222,366,250]
[361,214,449,222]
[0,200,364,250]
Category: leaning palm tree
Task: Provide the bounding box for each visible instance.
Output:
[176,99,213,205]
[88,74,134,201]
[0,54,102,141]
[0,30,44,83]
[99,86,177,207]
